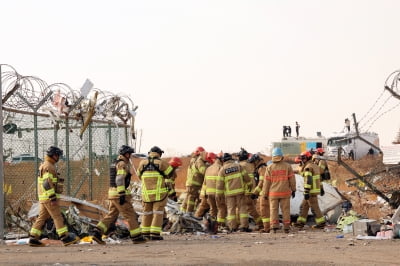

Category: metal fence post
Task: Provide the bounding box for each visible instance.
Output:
[0,65,5,242]
[88,123,93,200]
[66,118,71,196]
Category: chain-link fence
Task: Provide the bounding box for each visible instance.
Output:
[1,64,138,228]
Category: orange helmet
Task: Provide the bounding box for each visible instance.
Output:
[206,152,217,164]
[316,148,324,155]
[300,151,312,160]
[194,146,205,155]
[168,157,182,168]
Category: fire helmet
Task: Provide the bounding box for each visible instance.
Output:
[149,146,164,155]
[238,148,249,161]
[47,146,63,157]
[119,145,134,155]
[272,147,283,157]
[169,157,182,168]
[221,153,232,162]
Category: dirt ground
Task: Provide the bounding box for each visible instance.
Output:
[1,230,399,266]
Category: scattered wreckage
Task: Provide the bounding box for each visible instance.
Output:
[6,178,346,244]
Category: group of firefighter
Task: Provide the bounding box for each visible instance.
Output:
[28,143,330,247]
[181,146,329,234]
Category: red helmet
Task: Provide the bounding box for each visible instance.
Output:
[316,148,324,155]
[206,152,217,164]
[300,151,312,160]
[194,146,205,155]
[168,157,182,168]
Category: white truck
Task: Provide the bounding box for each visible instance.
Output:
[326,131,380,160]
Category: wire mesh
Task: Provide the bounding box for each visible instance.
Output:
[1,64,138,233]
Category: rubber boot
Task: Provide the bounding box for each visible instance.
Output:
[150,233,164,241]
[131,234,147,244]
[91,228,105,245]
[61,232,80,246]
[260,222,270,233]
[142,233,151,240]
[28,237,45,247]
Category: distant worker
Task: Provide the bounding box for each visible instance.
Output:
[344,118,351,132]
[181,147,207,215]
[295,121,300,139]
[92,145,146,244]
[249,154,269,232]
[263,147,296,233]
[238,148,263,230]
[283,125,287,138]
[294,151,326,229]
[29,146,80,247]
[217,153,251,232]
[287,126,292,137]
[367,147,374,156]
[136,146,175,240]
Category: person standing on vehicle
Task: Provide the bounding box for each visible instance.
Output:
[29,146,80,247]
[181,147,207,215]
[238,148,263,230]
[92,145,146,244]
[294,151,326,229]
[217,153,251,232]
[263,147,296,233]
[295,121,300,139]
[137,146,174,240]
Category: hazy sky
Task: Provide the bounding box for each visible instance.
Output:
[2,0,400,156]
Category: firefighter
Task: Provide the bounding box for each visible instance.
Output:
[250,154,270,232]
[137,146,174,240]
[263,147,296,233]
[237,148,263,230]
[313,148,331,182]
[92,145,146,244]
[294,151,326,229]
[181,146,207,215]
[217,153,251,232]
[193,152,218,218]
[29,146,80,247]
[215,152,228,231]
[166,157,183,202]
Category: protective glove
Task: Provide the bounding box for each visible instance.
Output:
[320,186,325,196]
[304,193,310,200]
[291,191,296,199]
[250,194,258,200]
[119,194,126,205]
[169,192,178,202]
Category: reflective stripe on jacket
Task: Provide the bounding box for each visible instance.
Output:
[37,156,60,201]
[217,160,250,197]
[186,153,207,187]
[239,161,256,195]
[137,153,173,202]
[204,160,222,195]
[108,155,132,199]
[263,157,296,199]
[301,161,321,195]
